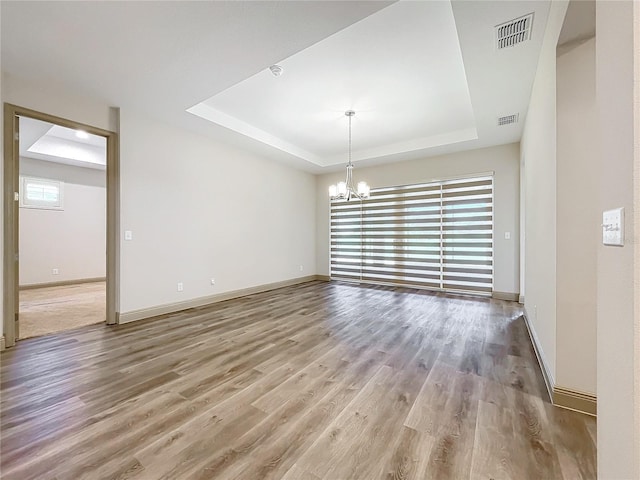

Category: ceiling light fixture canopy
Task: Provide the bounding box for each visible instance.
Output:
[329,110,370,201]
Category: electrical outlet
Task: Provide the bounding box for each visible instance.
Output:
[210,278,215,285]
[299,265,304,272]
[52,268,59,275]
[504,232,511,240]
[177,282,184,292]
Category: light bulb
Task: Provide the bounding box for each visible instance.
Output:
[337,182,347,196]
[357,182,368,195]
[329,185,337,197]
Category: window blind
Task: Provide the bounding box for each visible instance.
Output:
[19,176,64,210]
[330,175,493,295]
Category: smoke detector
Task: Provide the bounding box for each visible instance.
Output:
[495,13,534,49]
[269,65,283,77]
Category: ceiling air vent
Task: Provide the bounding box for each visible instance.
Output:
[498,114,519,126]
[495,13,534,49]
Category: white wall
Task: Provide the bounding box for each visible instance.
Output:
[520,1,568,386]
[19,157,106,286]
[523,1,639,475]
[596,1,638,478]
[2,72,117,132]
[119,109,316,313]
[519,148,526,303]
[316,143,520,295]
[555,37,597,395]
[1,73,317,325]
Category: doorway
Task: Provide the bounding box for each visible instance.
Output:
[3,104,119,347]
[18,116,107,338]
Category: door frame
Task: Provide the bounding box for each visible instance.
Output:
[3,103,120,347]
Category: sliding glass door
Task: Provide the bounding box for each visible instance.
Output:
[330,175,493,295]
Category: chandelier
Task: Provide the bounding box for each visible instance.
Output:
[329,110,370,201]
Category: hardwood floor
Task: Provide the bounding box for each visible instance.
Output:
[0,281,596,479]
[19,281,106,339]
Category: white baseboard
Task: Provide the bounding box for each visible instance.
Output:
[521,307,596,416]
[119,275,321,324]
[492,291,519,301]
[554,386,597,416]
[518,294,525,304]
[19,277,106,290]
[522,306,555,402]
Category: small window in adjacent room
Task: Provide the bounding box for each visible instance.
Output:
[19,176,64,210]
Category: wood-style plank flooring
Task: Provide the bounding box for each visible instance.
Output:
[19,281,105,339]
[0,281,596,479]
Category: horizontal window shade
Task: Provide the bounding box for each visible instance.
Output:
[330,175,493,295]
[441,177,492,293]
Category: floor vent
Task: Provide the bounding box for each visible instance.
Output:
[498,114,519,126]
[496,13,534,49]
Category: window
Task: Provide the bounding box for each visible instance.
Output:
[330,175,493,295]
[19,176,64,210]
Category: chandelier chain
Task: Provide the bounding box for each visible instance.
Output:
[348,113,352,167]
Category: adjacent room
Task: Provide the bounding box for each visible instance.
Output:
[17,117,107,339]
[1,1,639,480]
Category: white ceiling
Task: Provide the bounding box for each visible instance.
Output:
[19,117,106,170]
[190,1,476,167]
[2,1,551,173]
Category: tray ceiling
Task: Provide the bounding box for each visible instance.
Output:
[2,0,552,172]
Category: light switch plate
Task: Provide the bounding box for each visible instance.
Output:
[602,208,624,246]
[124,230,133,241]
